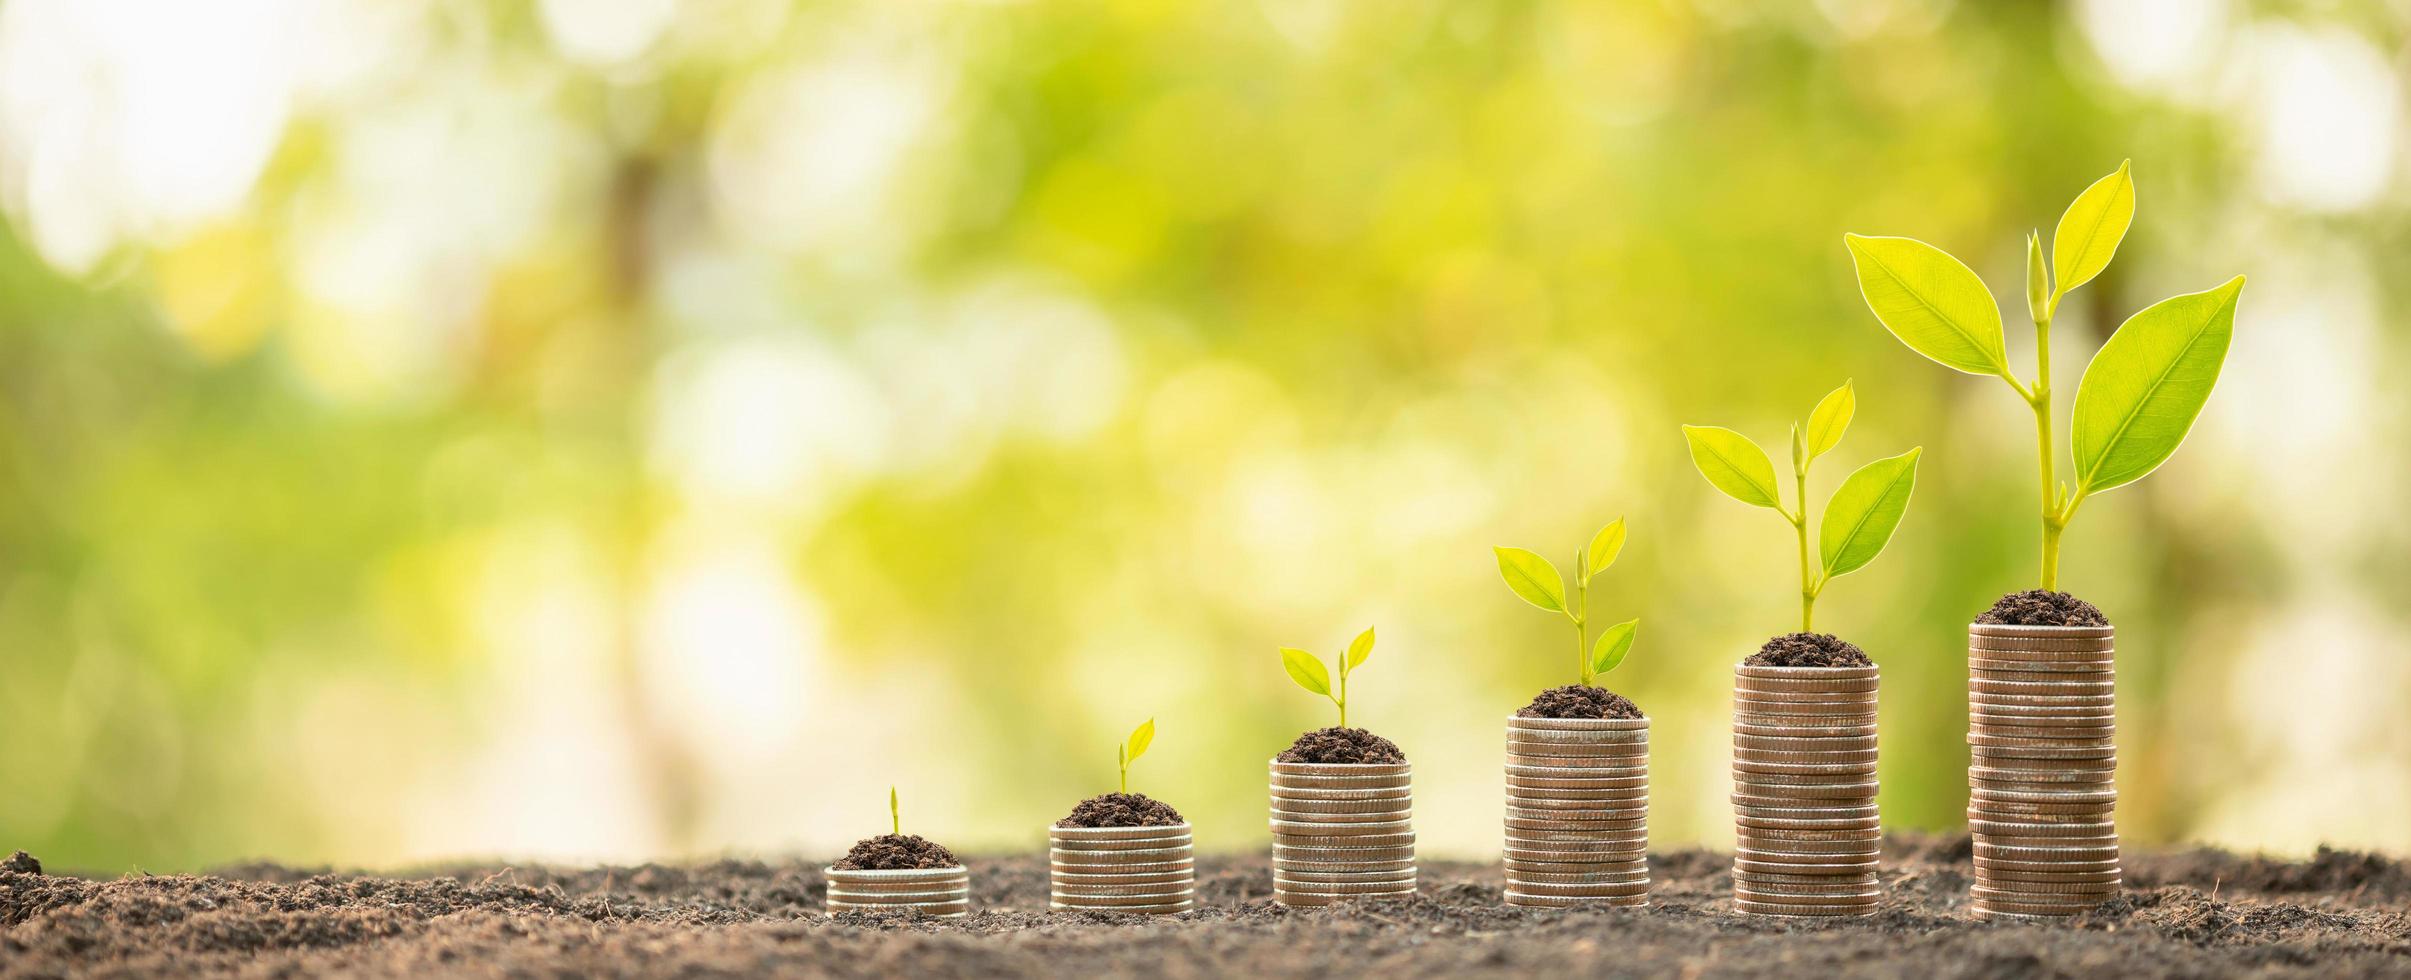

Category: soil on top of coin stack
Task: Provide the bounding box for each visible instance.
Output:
[1516,685,1643,719]
[1976,589,2111,626]
[1277,726,1406,763]
[1055,793,1185,828]
[2,850,40,874]
[1743,632,1873,668]
[831,834,958,870]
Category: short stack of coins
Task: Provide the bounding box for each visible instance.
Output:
[1731,663,1882,917]
[1967,622,2119,920]
[1268,760,1416,906]
[1048,822,1196,914]
[1502,715,1650,908]
[823,865,970,917]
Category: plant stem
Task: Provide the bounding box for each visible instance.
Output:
[2033,311,2060,591]
[1336,654,1347,729]
[1794,464,1815,632]
[1573,550,1590,685]
[1118,746,1127,794]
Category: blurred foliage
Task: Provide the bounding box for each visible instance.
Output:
[0,0,2405,870]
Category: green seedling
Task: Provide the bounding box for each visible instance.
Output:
[1494,520,1641,687]
[1280,627,1375,728]
[889,786,900,835]
[1685,382,1922,631]
[1845,161,2244,589]
[1117,719,1154,794]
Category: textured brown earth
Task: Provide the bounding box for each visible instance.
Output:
[7,834,2411,978]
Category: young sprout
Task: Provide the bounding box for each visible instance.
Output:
[1845,161,2244,590]
[1494,520,1641,687]
[1279,627,1375,728]
[889,785,900,836]
[1118,719,1154,794]
[1684,383,1923,631]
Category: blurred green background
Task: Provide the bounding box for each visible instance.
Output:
[1,0,2404,872]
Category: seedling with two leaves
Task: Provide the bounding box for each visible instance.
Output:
[1684,383,1922,631]
[1845,161,2243,590]
[1493,520,1640,687]
[1116,720,1154,794]
[1280,628,1375,728]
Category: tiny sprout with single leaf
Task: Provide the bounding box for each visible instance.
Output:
[1494,518,1642,688]
[889,785,900,836]
[1685,381,1922,632]
[1118,719,1154,794]
[1280,627,1375,728]
[1845,160,2243,591]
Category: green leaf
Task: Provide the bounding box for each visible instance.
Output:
[1126,719,1154,763]
[2051,160,2134,302]
[1819,447,1923,578]
[1590,619,1638,677]
[1493,547,1567,613]
[1842,234,2009,376]
[1682,425,1782,509]
[2025,230,2050,323]
[1345,627,1375,669]
[1280,647,1331,697]
[1804,381,1854,461]
[2071,276,2244,494]
[1585,519,1626,581]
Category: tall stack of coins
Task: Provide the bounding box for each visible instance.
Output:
[823,865,970,917]
[1503,715,1650,908]
[1048,823,1196,914]
[1730,664,1881,917]
[1268,760,1416,906]
[1967,623,2119,920]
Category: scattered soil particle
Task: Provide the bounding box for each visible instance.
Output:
[7,833,2411,978]
[1,852,37,875]
[1056,793,1185,828]
[1276,727,1405,764]
[1745,632,1874,668]
[1976,589,2111,626]
[1516,685,1643,719]
[830,835,958,871]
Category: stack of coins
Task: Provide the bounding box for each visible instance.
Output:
[1967,623,2119,920]
[1048,822,1196,914]
[1731,664,1881,917]
[823,865,970,917]
[1502,715,1650,908]
[1268,760,1416,906]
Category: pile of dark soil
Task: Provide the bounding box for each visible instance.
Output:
[1516,685,1642,719]
[1057,793,1185,828]
[1276,727,1405,764]
[6,833,2408,978]
[830,835,956,871]
[1746,632,1873,667]
[1977,589,2111,626]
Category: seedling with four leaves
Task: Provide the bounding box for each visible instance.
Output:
[1684,382,1922,631]
[1493,520,1641,687]
[1844,161,2243,590]
[1280,628,1375,727]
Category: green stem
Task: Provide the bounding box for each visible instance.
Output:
[1336,655,1348,729]
[2034,312,2059,591]
[1573,550,1590,686]
[1118,746,1127,794]
[1794,466,1815,632]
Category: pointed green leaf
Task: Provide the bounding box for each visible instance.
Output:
[1126,719,1154,763]
[1842,234,2009,376]
[1346,626,1375,669]
[1790,422,1805,471]
[1590,619,1638,677]
[2051,160,2135,302]
[1819,447,1923,578]
[2071,277,2243,494]
[2026,230,2050,323]
[1493,547,1567,613]
[1804,381,1854,461]
[1682,425,1782,509]
[1585,519,1627,581]
[1280,647,1332,697]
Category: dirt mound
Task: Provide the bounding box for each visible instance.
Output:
[1746,632,1873,667]
[1977,590,2111,626]
[1276,727,1405,764]
[1056,793,1185,828]
[831,835,957,871]
[1516,685,1642,719]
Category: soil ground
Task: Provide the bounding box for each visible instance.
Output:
[7,833,2410,978]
